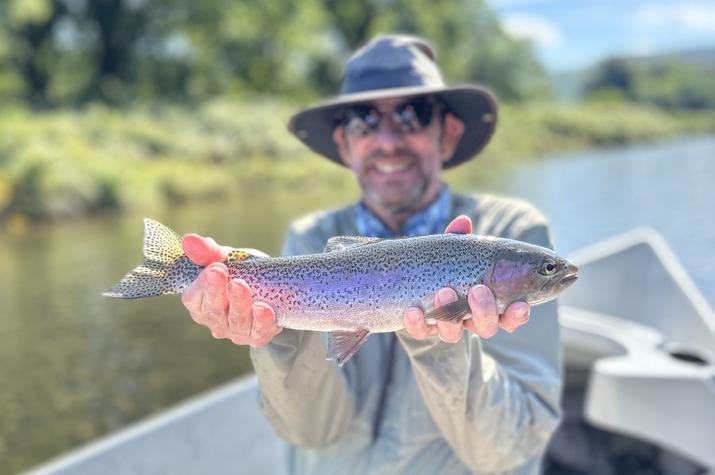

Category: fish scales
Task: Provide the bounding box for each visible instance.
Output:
[229,234,495,333]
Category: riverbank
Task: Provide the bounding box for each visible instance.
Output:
[1,99,713,230]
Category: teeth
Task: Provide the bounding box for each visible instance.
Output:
[375,162,409,173]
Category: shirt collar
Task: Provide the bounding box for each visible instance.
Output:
[355,185,452,238]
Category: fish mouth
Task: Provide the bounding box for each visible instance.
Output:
[557,264,579,288]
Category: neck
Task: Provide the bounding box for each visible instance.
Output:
[364,182,444,234]
[368,207,410,234]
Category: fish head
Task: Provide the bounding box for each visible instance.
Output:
[485,241,578,312]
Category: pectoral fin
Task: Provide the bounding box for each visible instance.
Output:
[326,329,370,367]
[424,297,471,323]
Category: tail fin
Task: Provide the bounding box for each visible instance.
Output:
[103,218,202,299]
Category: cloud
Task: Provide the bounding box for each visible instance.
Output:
[499,14,564,48]
[636,2,715,31]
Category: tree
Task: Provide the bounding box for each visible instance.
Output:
[584,57,715,110]
[2,0,65,108]
[0,0,550,106]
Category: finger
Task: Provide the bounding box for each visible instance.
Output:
[182,234,232,266]
[444,215,472,234]
[403,307,436,340]
[467,285,499,338]
[227,279,254,343]
[499,302,530,333]
[249,303,282,347]
[434,288,464,343]
[181,275,206,323]
[199,263,230,336]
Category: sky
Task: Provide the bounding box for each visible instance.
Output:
[487,0,715,73]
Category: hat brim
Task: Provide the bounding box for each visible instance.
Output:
[288,85,497,169]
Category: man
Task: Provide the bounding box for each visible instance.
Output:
[181,35,561,474]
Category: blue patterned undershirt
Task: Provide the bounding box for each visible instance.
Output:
[355,185,452,238]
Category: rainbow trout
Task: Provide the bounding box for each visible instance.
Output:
[104,219,578,365]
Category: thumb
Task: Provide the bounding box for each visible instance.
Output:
[182,234,231,266]
[444,215,472,234]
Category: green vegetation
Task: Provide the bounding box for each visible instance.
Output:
[584,57,715,110]
[0,0,545,107]
[2,1,712,228]
[1,99,713,226]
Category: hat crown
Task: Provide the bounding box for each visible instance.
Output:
[340,35,445,95]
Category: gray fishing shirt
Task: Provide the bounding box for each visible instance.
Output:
[250,192,563,475]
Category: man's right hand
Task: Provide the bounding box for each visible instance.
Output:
[180,234,282,347]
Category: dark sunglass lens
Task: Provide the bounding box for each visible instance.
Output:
[342,105,380,136]
[394,98,435,132]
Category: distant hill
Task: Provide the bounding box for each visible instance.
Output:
[550,47,715,101]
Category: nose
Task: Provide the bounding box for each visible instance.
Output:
[372,117,404,153]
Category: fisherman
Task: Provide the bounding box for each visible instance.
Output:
[181,35,562,474]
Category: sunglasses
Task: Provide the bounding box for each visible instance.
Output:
[337,96,443,137]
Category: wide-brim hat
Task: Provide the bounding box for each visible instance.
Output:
[288,34,498,169]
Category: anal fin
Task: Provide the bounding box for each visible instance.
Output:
[326,329,370,367]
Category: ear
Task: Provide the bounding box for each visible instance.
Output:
[332,127,353,166]
[440,113,465,163]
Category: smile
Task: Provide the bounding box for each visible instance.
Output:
[373,161,411,174]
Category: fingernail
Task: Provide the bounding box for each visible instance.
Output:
[230,280,246,295]
[253,304,267,319]
[435,288,458,306]
[206,267,225,285]
[514,303,530,320]
[470,285,490,303]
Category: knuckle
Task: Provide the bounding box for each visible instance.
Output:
[203,309,225,323]
[230,336,248,345]
[251,325,272,340]
[480,325,499,339]
[227,315,244,328]
[181,291,200,313]
[188,312,206,325]
[210,328,227,339]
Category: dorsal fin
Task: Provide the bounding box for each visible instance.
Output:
[324,236,384,253]
[143,218,184,264]
[227,248,269,262]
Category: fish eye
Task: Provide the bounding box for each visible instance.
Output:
[539,260,558,275]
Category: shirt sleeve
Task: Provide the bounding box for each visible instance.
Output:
[396,223,563,472]
[249,223,357,447]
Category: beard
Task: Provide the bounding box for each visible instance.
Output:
[363,177,429,215]
[358,148,434,215]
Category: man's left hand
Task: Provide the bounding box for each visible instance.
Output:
[402,215,531,343]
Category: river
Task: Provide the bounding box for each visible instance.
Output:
[1,135,713,473]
